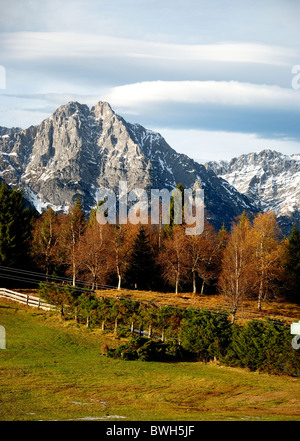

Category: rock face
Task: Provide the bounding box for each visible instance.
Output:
[0,100,256,230]
[205,149,300,233]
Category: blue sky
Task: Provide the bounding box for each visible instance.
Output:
[0,0,300,160]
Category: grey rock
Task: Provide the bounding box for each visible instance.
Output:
[0,100,257,230]
[206,149,300,233]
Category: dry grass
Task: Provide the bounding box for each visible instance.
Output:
[94,288,300,324]
[16,287,300,325]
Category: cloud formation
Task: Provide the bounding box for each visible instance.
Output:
[105,80,300,109]
[2,32,297,66]
[0,1,300,159]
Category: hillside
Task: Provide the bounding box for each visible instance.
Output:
[0,298,299,421]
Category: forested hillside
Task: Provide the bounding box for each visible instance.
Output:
[1,181,300,317]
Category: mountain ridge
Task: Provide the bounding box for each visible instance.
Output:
[0,100,275,232]
[205,149,300,233]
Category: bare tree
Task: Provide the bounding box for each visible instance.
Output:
[56,199,86,286]
[158,225,189,294]
[218,213,255,323]
[187,221,220,294]
[77,215,112,289]
[109,224,136,290]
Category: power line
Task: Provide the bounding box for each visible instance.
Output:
[0,265,112,292]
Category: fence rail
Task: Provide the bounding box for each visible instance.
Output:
[0,288,56,311]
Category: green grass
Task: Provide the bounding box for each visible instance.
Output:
[0,299,300,421]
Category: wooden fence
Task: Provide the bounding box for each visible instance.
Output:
[0,288,56,311]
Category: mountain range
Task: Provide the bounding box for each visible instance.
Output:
[206,150,300,233]
[0,100,298,234]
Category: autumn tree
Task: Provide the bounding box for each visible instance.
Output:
[252,211,284,311]
[77,213,112,290]
[109,224,135,290]
[218,213,255,323]
[186,220,220,294]
[56,198,86,286]
[158,225,189,294]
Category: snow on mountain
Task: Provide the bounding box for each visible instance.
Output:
[0,100,257,231]
[205,149,300,233]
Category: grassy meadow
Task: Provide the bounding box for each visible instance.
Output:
[0,297,300,421]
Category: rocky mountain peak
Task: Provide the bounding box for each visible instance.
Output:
[92,101,115,120]
[0,99,258,230]
[205,149,300,233]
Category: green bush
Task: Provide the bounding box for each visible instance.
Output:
[179,308,232,362]
[106,336,186,362]
[225,319,300,375]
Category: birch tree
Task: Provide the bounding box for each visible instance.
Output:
[218,213,254,323]
[252,211,283,311]
[77,214,112,289]
[158,225,189,294]
[187,221,220,294]
[109,224,135,290]
[57,199,86,286]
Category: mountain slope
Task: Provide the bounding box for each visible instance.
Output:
[205,149,300,232]
[0,100,257,230]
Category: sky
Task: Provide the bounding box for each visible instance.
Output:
[0,0,300,161]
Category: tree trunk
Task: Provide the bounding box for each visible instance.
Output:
[175,260,180,295]
[72,259,76,286]
[117,272,122,290]
[258,279,263,311]
[231,305,237,324]
[175,277,179,295]
[192,271,197,294]
[91,273,96,291]
[201,280,205,295]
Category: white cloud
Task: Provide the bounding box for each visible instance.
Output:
[104,80,300,109]
[1,32,298,67]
